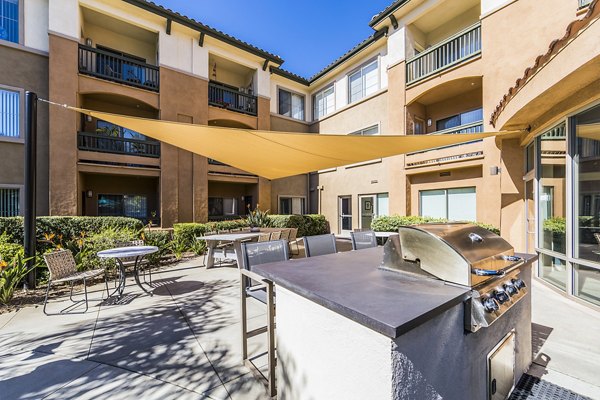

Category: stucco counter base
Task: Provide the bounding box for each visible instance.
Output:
[252,248,533,400]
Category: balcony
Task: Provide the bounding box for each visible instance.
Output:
[406,23,481,85]
[408,121,484,156]
[209,81,257,116]
[78,131,160,158]
[78,44,160,92]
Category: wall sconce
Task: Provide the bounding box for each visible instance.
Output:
[490,166,501,175]
[427,118,432,127]
[85,37,93,46]
[86,115,93,122]
[87,190,93,198]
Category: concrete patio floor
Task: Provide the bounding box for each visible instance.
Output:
[0,253,599,399]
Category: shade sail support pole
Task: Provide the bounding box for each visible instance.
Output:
[24,91,38,289]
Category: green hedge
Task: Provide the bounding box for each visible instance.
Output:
[0,216,144,248]
[173,214,329,249]
[267,214,329,237]
[371,215,500,235]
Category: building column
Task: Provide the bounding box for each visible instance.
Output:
[48,34,79,216]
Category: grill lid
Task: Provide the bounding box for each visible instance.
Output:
[381,223,521,287]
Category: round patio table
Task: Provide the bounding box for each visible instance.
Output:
[98,246,158,297]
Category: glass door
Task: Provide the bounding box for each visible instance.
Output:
[360,195,375,229]
[339,196,352,234]
[525,179,536,254]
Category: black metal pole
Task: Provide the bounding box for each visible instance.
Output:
[24,91,37,289]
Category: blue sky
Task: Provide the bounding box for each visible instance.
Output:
[154,0,393,78]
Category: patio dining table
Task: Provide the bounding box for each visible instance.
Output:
[97,245,158,297]
[202,228,290,269]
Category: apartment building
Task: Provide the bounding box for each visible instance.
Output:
[0,0,598,305]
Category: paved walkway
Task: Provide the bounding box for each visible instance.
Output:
[0,261,271,399]
[0,256,599,399]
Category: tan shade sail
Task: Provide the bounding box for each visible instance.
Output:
[71,106,518,180]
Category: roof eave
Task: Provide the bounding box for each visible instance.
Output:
[123,0,284,65]
[369,0,410,28]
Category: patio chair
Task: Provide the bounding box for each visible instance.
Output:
[288,227,300,256]
[594,233,600,260]
[43,249,109,315]
[303,233,337,257]
[350,230,378,250]
[257,233,271,242]
[240,240,289,397]
[114,239,151,283]
[280,229,291,241]
[270,231,282,240]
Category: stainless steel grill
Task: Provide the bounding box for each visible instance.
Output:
[381,223,528,332]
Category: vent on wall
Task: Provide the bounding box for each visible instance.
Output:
[440,171,451,177]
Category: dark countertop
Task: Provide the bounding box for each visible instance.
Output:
[252,247,473,339]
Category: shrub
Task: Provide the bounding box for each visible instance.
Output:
[0,216,143,252]
[0,232,24,264]
[267,214,329,237]
[173,220,249,250]
[0,253,35,305]
[141,229,172,265]
[371,215,500,235]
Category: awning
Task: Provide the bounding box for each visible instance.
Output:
[70,106,519,180]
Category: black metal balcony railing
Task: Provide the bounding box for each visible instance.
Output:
[78,44,160,92]
[406,22,481,85]
[209,81,257,116]
[208,158,229,166]
[78,132,160,158]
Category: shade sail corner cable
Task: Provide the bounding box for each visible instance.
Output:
[43,101,525,180]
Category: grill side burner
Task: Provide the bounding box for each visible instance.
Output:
[381,223,529,332]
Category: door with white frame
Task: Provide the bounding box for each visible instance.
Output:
[339,196,352,234]
[359,193,389,229]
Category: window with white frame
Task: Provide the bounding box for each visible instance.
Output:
[350,125,379,136]
[313,85,335,120]
[0,186,20,216]
[278,88,305,120]
[279,196,305,215]
[419,187,476,221]
[0,88,20,138]
[208,197,238,217]
[348,60,379,103]
[0,0,19,44]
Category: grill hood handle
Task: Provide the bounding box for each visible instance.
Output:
[471,268,506,276]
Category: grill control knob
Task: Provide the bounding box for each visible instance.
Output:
[494,290,510,305]
[482,297,500,313]
[503,282,519,296]
[511,278,526,290]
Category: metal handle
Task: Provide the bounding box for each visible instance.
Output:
[472,268,506,276]
[468,232,484,243]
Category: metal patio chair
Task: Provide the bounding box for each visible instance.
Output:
[239,240,290,397]
[303,233,337,257]
[594,233,600,261]
[257,233,271,242]
[43,249,109,315]
[279,229,291,241]
[350,230,378,250]
[269,231,282,240]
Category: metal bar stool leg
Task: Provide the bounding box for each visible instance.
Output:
[43,281,53,316]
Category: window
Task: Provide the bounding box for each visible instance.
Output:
[436,108,483,132]
[208,197,238,217]
[348,60,379,103]
[98,194,147,219]
[350,125,379,136]
[419,187,476,221]
[0,187,19,216]
[0,0,19,43]
[0,88,20,138]
[278,88,305,120]
[313,85,335,120]
[279,196,305,215]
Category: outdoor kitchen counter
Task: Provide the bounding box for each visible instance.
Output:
[252,246,472,339]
